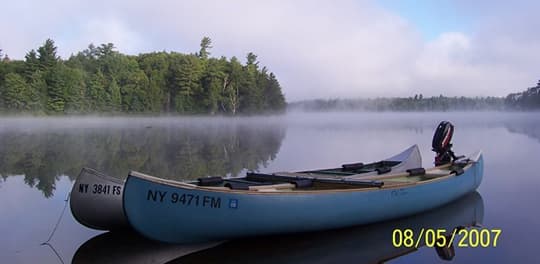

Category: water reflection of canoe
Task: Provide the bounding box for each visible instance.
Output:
[169,191,483,264]
[71,231,222,264]
[70,145,421,231]
[123,150,482,243]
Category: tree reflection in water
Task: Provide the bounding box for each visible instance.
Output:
[0,120,286,197]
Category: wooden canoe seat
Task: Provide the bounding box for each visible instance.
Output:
[249,183,296,191]
[424,169,450,178]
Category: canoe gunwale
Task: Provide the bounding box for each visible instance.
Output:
[127,150,481,195]
[302,144,421,178]
[78,167,125,184]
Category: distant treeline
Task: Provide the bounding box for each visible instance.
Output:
[505,80,540,110]
[290,81,540,112]
[289,95,505,112]
[0,38,286,115]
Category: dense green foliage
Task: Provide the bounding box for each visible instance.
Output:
[506,80,540,110]
[0,38,286,114]
[290,95,506,112]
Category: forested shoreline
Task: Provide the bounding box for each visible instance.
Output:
[1,38,538,115]
[290,80,540,112]
[289,95,506,112]
[0,38,286,115]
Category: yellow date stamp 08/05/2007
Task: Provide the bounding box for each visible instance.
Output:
[392,228,502,248]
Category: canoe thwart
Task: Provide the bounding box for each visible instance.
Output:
[423,169,450,178]
[246,172,384,188]
[198,176,224,186]
[376,167,391,175]
[224,182,250,190]
[249,183,296,191]
[341,162,364,171]
[224,178,274,190]
[406,168,426,176]
[294,179,314,188]
[315,178,384,188]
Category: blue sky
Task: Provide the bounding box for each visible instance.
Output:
[1,0,539,100]
[378,0,470,40]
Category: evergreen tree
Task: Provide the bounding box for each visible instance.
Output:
[28,70,46,111]
[171,55,203,113]
[240,52,262,113]
[37,39,59,70]
[138,52,169,112]
[122,70,150,112]
[87,70,107,111]
[201,58,226,114]
[264,72,286,111]
[44,65,66,112]
[0,38,287,114]
[97,43,116,57]
[198,37,212,60]
[62,67,86,113]
[2,73,29,110]
[24,50,40,77]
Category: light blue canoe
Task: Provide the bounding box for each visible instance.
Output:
[170,191,483,263]
[70,145,420,231]
[123,151,483,244]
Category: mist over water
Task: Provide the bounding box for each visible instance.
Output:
[0,112,539,263]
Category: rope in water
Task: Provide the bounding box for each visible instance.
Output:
[40,191,70,264]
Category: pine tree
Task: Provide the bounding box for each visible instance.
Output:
[87,70,107,111]
[125,70,150,112]
[138,52,169,112]
[28,71,47,111]
[2,73,29,110]
[240,52,262,113]
[37,39,59,70]
[171,55,203,113]
[201,58,226,114]
[24,50,40,78]
[97,43,116,57]
[62,67,86,113]
[45,65,66,112]
[265,72,286,111]
[198,37,212,60]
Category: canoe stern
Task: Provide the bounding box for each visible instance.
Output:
[70,168,128,230]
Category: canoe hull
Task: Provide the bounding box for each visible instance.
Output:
[123,153,483,243]
[70,168,127,230]
[172,191,483,263]
[70,145,420,231]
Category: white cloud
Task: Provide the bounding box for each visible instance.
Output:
[1,0,539,100]
[63,18,145,56]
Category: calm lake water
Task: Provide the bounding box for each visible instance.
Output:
[1,112,539,263]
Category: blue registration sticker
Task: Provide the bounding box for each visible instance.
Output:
[229,199,238,209]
